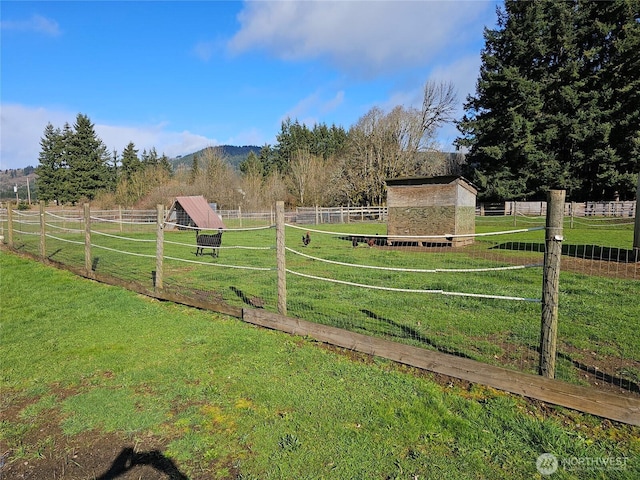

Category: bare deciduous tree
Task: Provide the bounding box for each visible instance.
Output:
[191,147,241,209]
[343,80,458,205]
[288,148,342,206]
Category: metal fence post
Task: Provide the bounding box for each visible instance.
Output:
[276,201,287,316]
[539,189,565,378]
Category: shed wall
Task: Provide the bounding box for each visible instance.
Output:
[386,179,476,246]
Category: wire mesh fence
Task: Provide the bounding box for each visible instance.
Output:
[1,202,638,398]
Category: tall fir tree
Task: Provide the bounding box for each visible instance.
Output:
[66,113,111,202]
[158,153,173,176]
[457,0,639,201]
[141,147,159,167]
[36,123,65,204]
[120,142,141,181]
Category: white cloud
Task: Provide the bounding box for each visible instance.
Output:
[0,104,74,169]
[429,54,482,107]
[282,89,345,127]
[192,41,216,62]
[229,0,492,77]
[371,54,483,149]
[226,127,266,147]
[0,104,220,169]
[429,55,483,149]
[0,14,61,36]
[94,124,221,161]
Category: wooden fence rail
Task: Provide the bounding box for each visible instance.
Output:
[243,308,640,427]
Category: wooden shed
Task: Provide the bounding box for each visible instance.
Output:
[165,195,226,230]
[386,176,477,247]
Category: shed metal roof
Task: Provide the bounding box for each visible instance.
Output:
[169,195,226,230]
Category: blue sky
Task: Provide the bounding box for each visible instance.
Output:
[1,0,500,170]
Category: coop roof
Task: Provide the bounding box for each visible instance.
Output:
[385,175,478,194]
[168,195,226,229]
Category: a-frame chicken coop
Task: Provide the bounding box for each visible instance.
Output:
[165,196,226,230]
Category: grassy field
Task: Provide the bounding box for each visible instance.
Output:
[1,250,639,479]
[6,213,640,389]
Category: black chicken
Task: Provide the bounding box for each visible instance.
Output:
[302,232,311,246]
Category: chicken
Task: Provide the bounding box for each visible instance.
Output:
[302,232,311,246]
[352,236,358,247]
[368,237,376,247]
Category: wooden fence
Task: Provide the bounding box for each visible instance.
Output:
[1,197,639,426]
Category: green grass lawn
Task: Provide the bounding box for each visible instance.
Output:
[7,216,640,388]
[1,250,639,479]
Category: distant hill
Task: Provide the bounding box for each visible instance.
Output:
[171,145,262,171]
[0,167,37,202]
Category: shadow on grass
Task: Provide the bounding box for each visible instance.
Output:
[47,248,63,260]
[230,286,265,308]
[491,242,639,263]
[96,447,188,479]
[360,309,474,359]
[526,345,640,394]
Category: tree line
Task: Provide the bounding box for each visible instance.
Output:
[35,80,460,209]
[35,1,639,207]
[36,113,173,206]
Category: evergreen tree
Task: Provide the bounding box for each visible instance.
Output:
[275,118,314,173]
[35,122,76,204]
[258,144,279,176]
[108,149,119,192]
[141,147,159,167]
[58,123,75,204]
[35,123,65,204]
[66,113,111,202]
[239,150,264,177]
[121,142,141,181]
[189,153,200,185]
[576,0,640,199]
[457,0,639,201]
[158,153,173,176]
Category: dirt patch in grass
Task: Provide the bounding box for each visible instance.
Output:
[2,430,179,480]
[0,388,238,480]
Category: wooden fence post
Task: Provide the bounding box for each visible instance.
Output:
[39,201,46,259]
[155,204,164,291]
[6,205,14,248]
[570,202,575,229]
[539,189,565,378]
[633,173,640,252]
[276,201,287,316]
[84,203,92,277]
